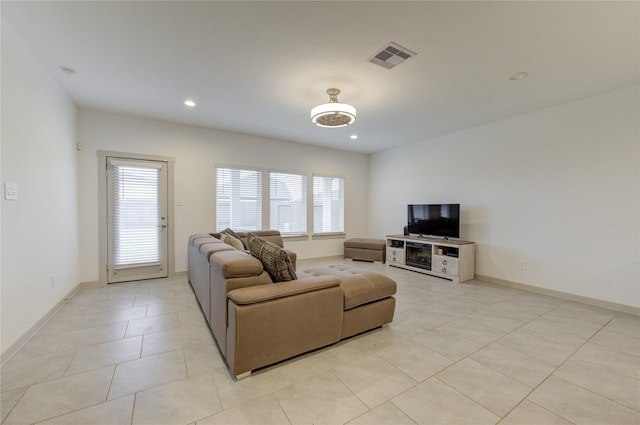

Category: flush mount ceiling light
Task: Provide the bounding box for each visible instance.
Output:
[311,88,356,128]
[184,99,196,108]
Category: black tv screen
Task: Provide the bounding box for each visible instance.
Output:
[407,204,460,238]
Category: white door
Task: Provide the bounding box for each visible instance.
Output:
[107,157,169,283]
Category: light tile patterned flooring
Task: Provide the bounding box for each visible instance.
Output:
[1,258,639,424]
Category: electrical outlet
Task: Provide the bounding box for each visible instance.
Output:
[519,262,527,271]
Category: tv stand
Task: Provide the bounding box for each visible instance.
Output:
[386,235,475,283]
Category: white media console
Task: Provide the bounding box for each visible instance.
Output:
[386,235,475,283]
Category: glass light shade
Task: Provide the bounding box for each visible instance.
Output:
[311,102,357,128]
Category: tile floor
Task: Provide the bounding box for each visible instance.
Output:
[1,258,639,424]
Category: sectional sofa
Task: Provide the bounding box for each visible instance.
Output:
[188,230,397,378]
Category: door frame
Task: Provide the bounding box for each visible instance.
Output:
[98,150,175,285]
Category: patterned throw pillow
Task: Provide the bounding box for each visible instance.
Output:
[220,233,244,251]
[247,233,297,282]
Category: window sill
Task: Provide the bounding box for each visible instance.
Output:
[312,232,346,240]
[282,234,309,242]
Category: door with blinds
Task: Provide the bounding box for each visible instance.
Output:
[107,157,169,283]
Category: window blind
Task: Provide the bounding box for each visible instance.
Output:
[216,167,262,231]
[109,161,161,267]
[270,171,307,235]
[313,175,344,234]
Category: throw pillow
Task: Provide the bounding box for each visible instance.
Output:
[247,233,297,282]
[222,228,247,249]
[220,233,244,251]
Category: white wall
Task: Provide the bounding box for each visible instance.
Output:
[1,19,79,354]
[369,86,640,308]
[77,110,369,284]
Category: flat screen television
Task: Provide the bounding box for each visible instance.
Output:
[407,204,460,239]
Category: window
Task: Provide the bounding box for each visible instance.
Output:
[216,167,262,231]
[270,171,307,235]
[313,175,344,234]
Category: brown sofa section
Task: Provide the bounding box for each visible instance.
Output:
[226,277,344,375]
[187,234,236,324]
[188,231,397,379]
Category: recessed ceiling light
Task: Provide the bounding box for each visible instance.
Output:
[508,71,528,81]
[350,134,358,140]
[60,66,76,76]
[184,99,196,108]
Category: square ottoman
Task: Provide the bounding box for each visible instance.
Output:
[344,238,386,263]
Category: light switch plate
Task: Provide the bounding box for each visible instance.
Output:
[5,182,18,200]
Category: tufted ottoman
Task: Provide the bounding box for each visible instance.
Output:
[298,264,396,338]
[344,238,386,263]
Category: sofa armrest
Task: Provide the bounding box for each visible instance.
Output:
[227,276,340,305]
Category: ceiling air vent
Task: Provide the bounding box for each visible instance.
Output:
[368,42,417,70]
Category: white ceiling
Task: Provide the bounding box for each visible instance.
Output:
[2,1,638,154]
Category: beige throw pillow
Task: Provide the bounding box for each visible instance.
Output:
[222,228,247,249]
[220,233,244,251]
[247,233,297,282]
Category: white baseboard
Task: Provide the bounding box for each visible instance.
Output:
[475,274,640,316]
[81,271,187,288]
[2,271,190,364]
[1,283,83,365]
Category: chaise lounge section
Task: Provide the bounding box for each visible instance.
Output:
[188,231,396,378]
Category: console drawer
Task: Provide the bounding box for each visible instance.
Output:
[432,255,458,276]
[386,248,405,265]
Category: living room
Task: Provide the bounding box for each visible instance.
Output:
[1,1,639,424]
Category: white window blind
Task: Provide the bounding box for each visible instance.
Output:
[270,171,307,235]
[216,167,262,231]
[109,160,161,267]
[313,175,344,234]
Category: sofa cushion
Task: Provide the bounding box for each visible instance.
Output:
[210,250,264,278]
[221,233,244,251]
[199,242,234,260]
[189,234,216,245]
[298,264,397,310]
[247,233,297,282]
[191,236,219,249]
[227,276,340,305]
